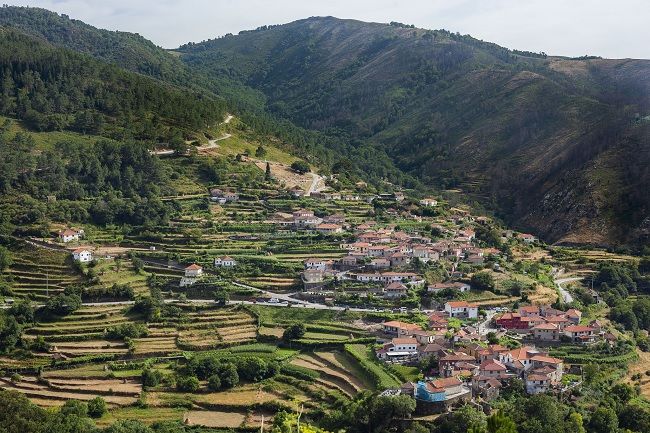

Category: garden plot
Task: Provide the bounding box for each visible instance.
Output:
[95,407,185,427]
[133,336,179,355]
[6,248,85,299]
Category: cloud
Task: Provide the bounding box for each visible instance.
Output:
[8,0,650,58]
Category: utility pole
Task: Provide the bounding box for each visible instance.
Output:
[46,271,49,298]
[260,415,264,433]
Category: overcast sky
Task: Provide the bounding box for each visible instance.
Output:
[9,0,650,58]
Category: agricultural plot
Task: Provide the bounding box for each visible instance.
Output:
[3,242,85,301]
[0,375,140,408]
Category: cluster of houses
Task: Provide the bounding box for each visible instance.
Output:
[270,209,345,234]
[58,228,94,263]
[495,305,611,344]
[179,256,238,287]
[376,311,570,414]
[294,214,498,297]
[292,189,408,203]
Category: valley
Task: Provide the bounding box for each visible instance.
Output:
[0,5,648,433]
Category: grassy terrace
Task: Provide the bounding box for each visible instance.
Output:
[5,306,388,425]
[3,243,86,301]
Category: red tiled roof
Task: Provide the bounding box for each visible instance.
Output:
[392,338,417,345]
[185,263,202,270]
[527,374,550,381]
[532,323,559,330]
[383,321,422,330]
[507,346,539,361]
[480,360,507,371]
[530,355,563,364]
[431,377,462,389]
[446,301,477,308]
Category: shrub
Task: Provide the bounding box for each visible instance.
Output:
[87,397,106,418]
[176,375,200,392]
[142,368,164,388]
[106,323,148,339]
[283,323,306,341]
[290,160,310,174]
[61,400,88,416]
[207,374,221,391]
[220,364,239,389]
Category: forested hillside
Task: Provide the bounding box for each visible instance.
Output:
[177,17,650,247]
[0,7,648,246]
[0,27,226,142]
[0,5,191,83]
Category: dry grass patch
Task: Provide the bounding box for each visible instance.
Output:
[184,410,246,428]
[195,387,278,406]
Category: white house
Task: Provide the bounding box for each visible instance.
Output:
[72,248,92,263]
[214,256,237,268]
[184,264,203,277]
[444,301,478,319]
[180,263,203,287]
[518,233,537,243]
[382,321,422,336]
[59,229,81,243]
[376,337,419,361]
[294,215,323,228]
[419,198,438,207]
[210,189,239,203]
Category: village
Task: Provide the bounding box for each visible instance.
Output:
[26,180,622,421]
[0,126,638,429]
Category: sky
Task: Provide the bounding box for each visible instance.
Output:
[9,0,650,59]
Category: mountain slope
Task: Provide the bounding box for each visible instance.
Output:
[177,17,650,246]
[0,5,191,84]
[0,26,227,142]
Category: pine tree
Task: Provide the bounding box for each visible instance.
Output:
[265,162,272,181]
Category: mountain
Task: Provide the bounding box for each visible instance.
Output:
[177,17,650,246]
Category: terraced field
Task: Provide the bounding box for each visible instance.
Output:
[291,353,362,397]
[0,375,140,408]
[4,244,85,301]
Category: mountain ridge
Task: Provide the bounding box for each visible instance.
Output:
[0,7,648,247]
[176,16,650,247]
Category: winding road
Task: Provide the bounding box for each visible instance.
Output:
[553,269,582,304]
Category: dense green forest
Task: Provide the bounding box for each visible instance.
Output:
[0,5,192,84]
[0,27,226,142]
[0,122,172,231]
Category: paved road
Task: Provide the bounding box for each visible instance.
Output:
[307,172,325,195]
[477,309,498,335]
[555,277,581,304]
